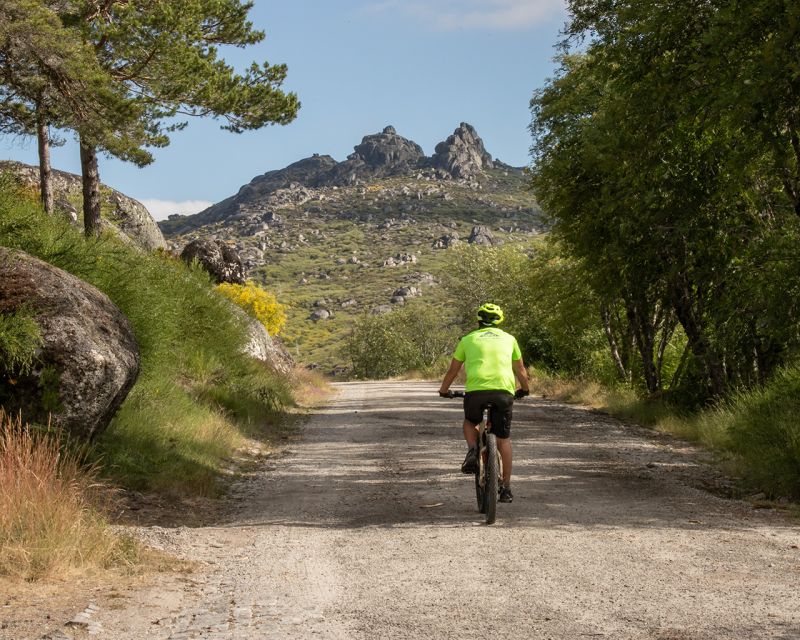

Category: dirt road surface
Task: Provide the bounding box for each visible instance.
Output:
[26,382,800,639]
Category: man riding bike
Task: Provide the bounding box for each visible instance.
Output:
[438,302,530,503]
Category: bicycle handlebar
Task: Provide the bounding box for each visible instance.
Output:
[440,390,465,398]
[441,390,529,399]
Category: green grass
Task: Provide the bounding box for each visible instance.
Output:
[0,178,298,496]
[530,367,800,500]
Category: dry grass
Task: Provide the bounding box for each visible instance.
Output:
[0,411,138,581]
[529,370,609,406]
[289,366,333,407]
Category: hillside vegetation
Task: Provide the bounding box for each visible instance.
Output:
[161,132,543,372]
[0,181,308,578]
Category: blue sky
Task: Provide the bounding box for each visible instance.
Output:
[1,0,567,219]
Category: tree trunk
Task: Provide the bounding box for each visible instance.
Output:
[668,276,726,397]
[668,342,691,390]
[79,137,101,237]
[656,318,676,386]
[626,300,660,394]
[601,303,629,382]
[36,105,53,215]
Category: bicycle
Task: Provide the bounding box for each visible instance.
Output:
[444,390,502,525]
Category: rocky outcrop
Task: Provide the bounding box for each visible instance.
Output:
[382,253,417,267]
[432,232,460,249]
[180,239,246,284]
[235,308,294,375]
[328,126,426,185]
[391,286,421,299]
[0,161,166,251]
[431,123,494,179]
[0,248,140,440]
[468,225,495,246]
[309,309,331,321]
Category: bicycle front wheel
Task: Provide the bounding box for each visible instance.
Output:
[484,433,499,524]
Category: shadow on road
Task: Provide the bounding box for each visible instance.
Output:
[214,381,792,533]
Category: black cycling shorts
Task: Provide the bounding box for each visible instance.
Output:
[463,390,514,439]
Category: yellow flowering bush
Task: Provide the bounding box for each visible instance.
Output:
[216,281,287,336]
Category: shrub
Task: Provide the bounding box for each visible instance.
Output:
[722,367,800,498]
[216,281,287,336]
[0,308,43,376]
[347,303,458,379]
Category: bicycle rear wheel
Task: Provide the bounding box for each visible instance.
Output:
[484,434,499,524]
[474,461,485,512]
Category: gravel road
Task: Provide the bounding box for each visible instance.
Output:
[57,381,800,639]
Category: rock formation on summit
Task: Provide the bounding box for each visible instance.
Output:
[328,126,426,185]
[431,123,494,178]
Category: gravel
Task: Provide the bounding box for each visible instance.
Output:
[74,382,800,639]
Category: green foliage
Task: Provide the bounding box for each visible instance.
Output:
[441,239,607,376]
[0,182,295,494]
[531,1,800,401]
[346,303,458,379]
[0,0,121,135]
[0,307,42,377]
[521,0,800,494]
[71,0,300,161]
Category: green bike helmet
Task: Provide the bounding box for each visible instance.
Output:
[476,302,504,325]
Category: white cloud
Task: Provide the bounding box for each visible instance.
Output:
[141,199,213,221]
[365,0,566,30]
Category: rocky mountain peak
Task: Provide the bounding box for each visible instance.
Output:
[329,125,426,184]
[432,122,494,179]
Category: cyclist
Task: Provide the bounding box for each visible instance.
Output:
[438,302,529,503]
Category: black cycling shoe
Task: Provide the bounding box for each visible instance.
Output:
[499,486,513,503]
[461,447,478,474]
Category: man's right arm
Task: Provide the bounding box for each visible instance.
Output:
[439,359,464,396]
[512,357,530,395]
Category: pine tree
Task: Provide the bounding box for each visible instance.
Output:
[69,0,300,236]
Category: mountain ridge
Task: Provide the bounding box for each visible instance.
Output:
[159,122,518,236]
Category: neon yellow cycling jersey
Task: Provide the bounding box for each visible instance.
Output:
[453,327,521,395]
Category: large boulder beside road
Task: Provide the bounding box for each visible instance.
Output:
[180,239,246,284]
[0,248,140,440]
[230,305,294,375]
[0,160,166,251]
